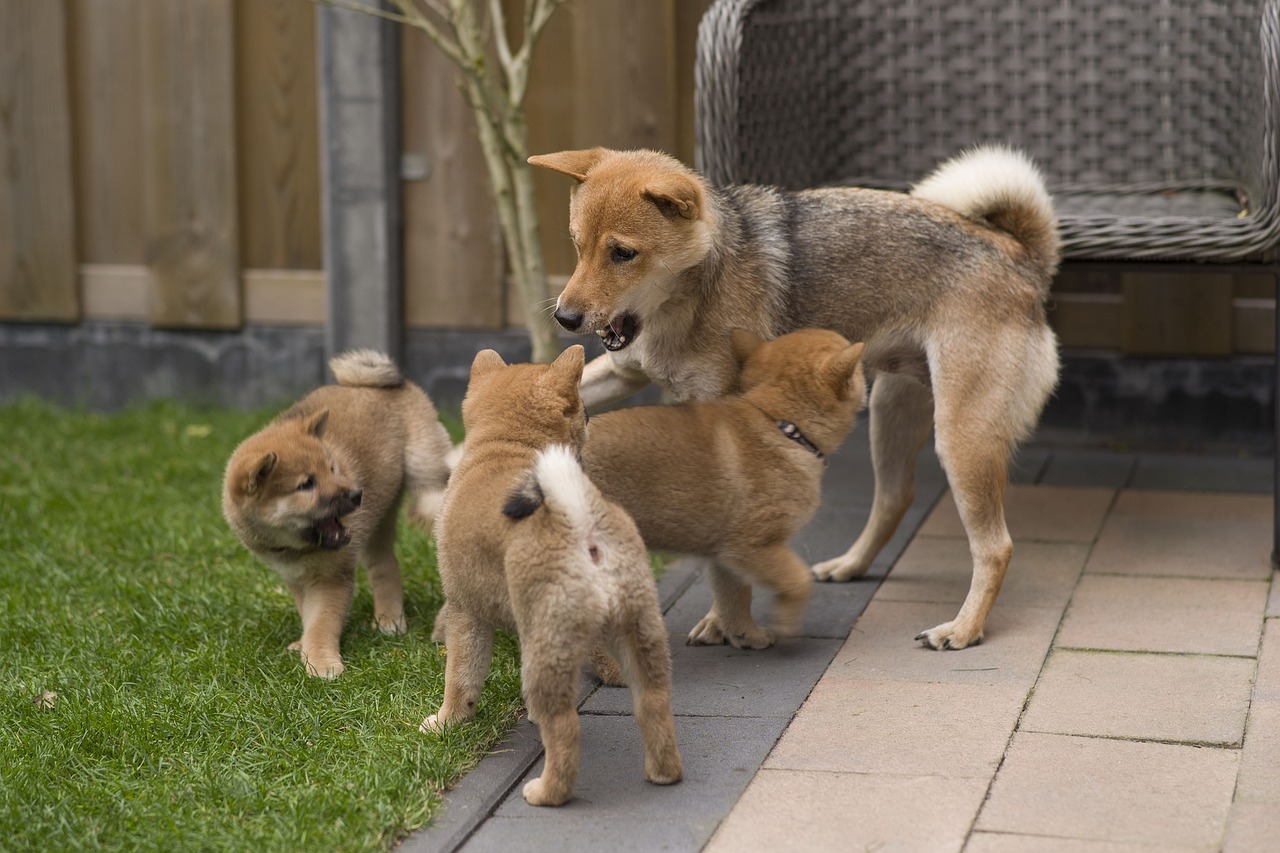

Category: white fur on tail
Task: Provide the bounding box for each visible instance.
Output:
[329,349,404,388]
[910,145,1060,281]
[533,445,596,533]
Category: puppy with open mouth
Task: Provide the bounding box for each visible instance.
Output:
[223,350,453,678]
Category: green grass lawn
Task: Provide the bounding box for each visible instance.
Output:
[0,398,526,851]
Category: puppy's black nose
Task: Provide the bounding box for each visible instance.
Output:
[554,307,584,332]
[349,489,363,508]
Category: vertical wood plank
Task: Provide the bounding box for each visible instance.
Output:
[0,0,79,322]
[234,0,322,270]
[525,3,578,279]
[142,0,241,329]
[401,26,504,328]
[67,0,146,265]
[1122,272,1234,356]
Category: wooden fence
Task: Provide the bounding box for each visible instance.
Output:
[0,0,1271,357]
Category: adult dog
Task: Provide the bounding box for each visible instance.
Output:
[529,145,1060,650]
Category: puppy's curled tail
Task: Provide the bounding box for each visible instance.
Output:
[503,445,602,559]
[910,144,1060,290]
[329,349,404,388]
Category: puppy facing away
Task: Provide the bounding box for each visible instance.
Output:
[424,346,681,807]
[222,350,453,678]
[529,145,1061,650]
[583,328,866,649]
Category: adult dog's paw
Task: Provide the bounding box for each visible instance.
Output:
[811,556,869,583]
[915,620,984,651]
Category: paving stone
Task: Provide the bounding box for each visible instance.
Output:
[1009,446,1053,483]
[965,832,1203,853]
[1253,618,1280,702]
[1235,698,1280,804]
[1020,649,1254,746]
[581,636,842,719]
[706,768,989,853]
[918,485,1114,543]
[1086,491,1272,580]
[828,599,1063,686]
[875,536,1087,610]
[1037,448,1137,490]
[1223,801,1280,853]
[976,732,1238,849]
[1056,575,1269,657]
[462,716,787,853]
[1130,452,1273,494]
[763,679,1027,778]
[1267,578,1280,619]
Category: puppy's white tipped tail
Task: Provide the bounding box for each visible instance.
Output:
[329,349,404,388]
[503,445,602,558]
[911,145,1060,287]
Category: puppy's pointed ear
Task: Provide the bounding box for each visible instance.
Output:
[546,344,585,388]
[730,328,764,367]
[643,172,703,220]
[244,451,278,495]
[470,349,507,383]
[528,148,610,182]
[303,409,329,439]
[824,342,866,399]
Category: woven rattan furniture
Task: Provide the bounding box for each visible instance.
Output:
[695,0,1280,556]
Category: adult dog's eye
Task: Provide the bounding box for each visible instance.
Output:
[611,246,637,262]
[297,476,316,492]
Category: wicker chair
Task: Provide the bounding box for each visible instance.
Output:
[696,0,1280,558]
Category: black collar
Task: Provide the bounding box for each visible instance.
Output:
[777,420,825,461]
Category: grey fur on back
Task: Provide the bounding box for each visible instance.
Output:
[329,350,404,389]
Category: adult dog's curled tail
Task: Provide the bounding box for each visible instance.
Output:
[329,349,404,388]
[503,445,603,562]
[910,145,1060,291]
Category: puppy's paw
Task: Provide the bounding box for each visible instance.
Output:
[303,654,344,679]
[915,620,984,651]
[812,556,869,582]
[645,753,683,786]
[287,639,303,653]
[688,613,774,649]
[373,614,407,636]
[420,714,445,734]
[729,625,776,650]
[522,776,570,807]
[687,613,727,646]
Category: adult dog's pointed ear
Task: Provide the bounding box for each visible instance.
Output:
[824,342,867,399]
[528,148,610,182]
[730,328,764,367]
[243,451,278,495]
[470,349,507,383]
[643,172,703,220]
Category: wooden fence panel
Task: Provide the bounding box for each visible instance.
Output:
[142,0,241,329]
[234,0,322,271]
[0,0,79,322]
[400,26,505,329]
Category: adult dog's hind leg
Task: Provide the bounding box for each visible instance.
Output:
[813,373,934,582]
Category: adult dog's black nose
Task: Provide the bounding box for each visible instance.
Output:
[554,307,584,332]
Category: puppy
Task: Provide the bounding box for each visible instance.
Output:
[583,328,865,649]
[424,346,681,807]
[222,350,452,678]
[530,145,1060,650]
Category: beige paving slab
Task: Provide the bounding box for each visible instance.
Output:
[1086,491,1272,580]
[829,599,1062,685]
[1267,577,1280,618]
[763,679,1027,778]
[1055,575,1268,657]
[918,485,1114,543]
[707,768,988,853]
[1020,649,1253,745]
[1253,617,1280,702]
[1235,698,1280,803]
[876,537,1088,610]
[965,832,1203,853]
[976,732,1238,849]
[1223,801,1280,853]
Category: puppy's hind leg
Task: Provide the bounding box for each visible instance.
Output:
[613,611,682,786]
[520,641,588,806]
[814,373,934,582]
[422,606,494,730]
[403,419,453,532]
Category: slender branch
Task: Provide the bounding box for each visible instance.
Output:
[314,0,418,26]
[489,0,515,80]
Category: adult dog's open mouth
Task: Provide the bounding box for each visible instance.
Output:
[598,314,640,352]
[313,516,351,550]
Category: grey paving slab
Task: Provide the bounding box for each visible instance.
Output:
[461,716,788,853]
[1130,451,1273,494]
[581,637,843,719]
[1009,445,1053,483]
[1036,448,1137,489]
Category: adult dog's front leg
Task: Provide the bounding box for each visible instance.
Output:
[578,354,651,409]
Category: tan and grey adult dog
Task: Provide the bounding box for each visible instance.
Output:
[424,346,681,807]
[583,328,866,650]
[530,145,1060,650]
[222,350,452,678]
